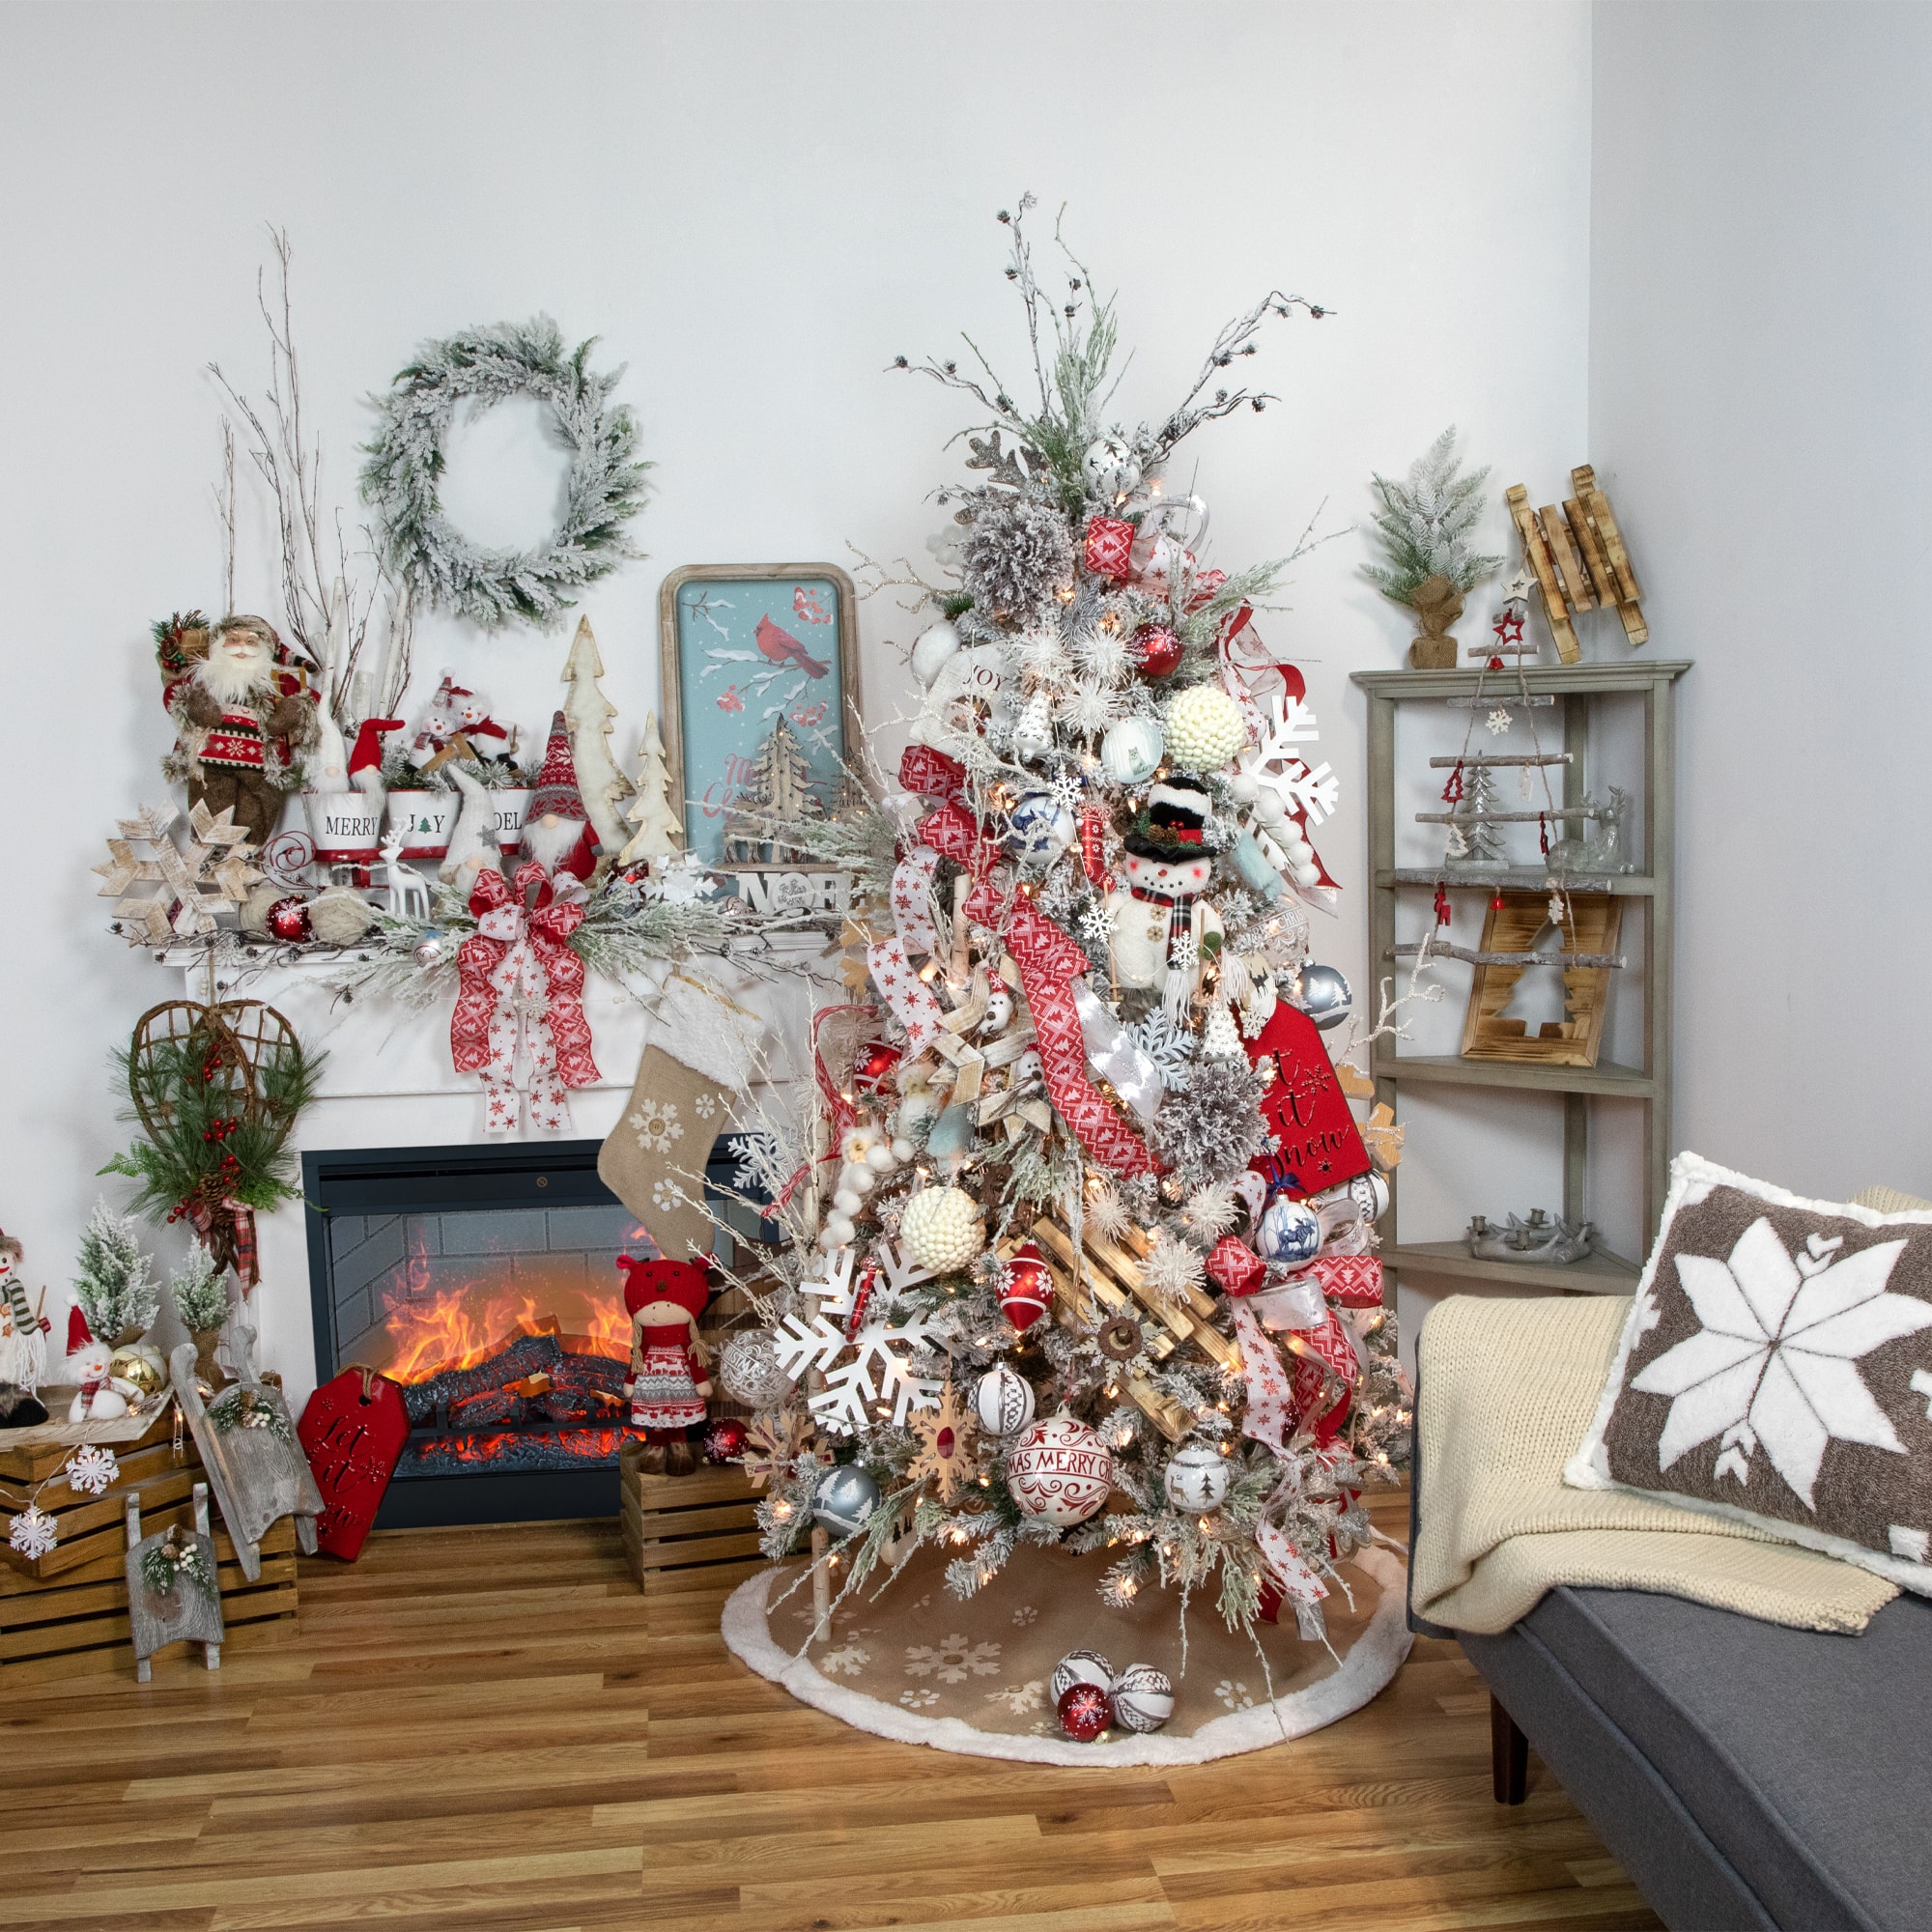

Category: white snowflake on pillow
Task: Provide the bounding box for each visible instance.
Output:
[1636,1218,1932,1508]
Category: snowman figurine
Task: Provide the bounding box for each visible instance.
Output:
[1105,783,1224,1018]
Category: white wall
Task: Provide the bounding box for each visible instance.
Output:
[0,0,1591,1378]
[1591,1,1932,1204]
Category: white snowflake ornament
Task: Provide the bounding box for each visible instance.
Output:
[1485,707,1513,736]
[65,1444,121,1498]
[9,1505,56,1561]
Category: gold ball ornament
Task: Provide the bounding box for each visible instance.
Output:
[898,1186,985,1272]
[1162,685,1249,771]
[107,1344,166,1400]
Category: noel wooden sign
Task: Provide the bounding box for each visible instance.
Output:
[720,865,852,915]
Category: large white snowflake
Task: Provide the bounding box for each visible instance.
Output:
[772,1292,942,1435]
[1634,1218,1932,1508]
[904,1634,1003,1683]
[1235,691,1340,827]
[8,1505,56,1561]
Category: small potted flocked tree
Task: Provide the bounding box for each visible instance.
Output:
[169,1242,231,1390]
[1365,427,1503,668]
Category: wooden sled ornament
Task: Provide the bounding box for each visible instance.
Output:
[124,1482,223,1681]
[170,1343,323,1580]
[1504,466,1647,664]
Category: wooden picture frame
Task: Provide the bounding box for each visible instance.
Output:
[656,564,864,878]
[1460,892,1623,1067]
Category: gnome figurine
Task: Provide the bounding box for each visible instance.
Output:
[0,1231,49,1393]
[619,1254,714,1477]
[521,711,600,884]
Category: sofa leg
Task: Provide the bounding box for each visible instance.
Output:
[1491,1692,1529,1804]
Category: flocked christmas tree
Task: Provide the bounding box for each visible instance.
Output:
[72,1200,158,1345]
[711,198,1411,1662]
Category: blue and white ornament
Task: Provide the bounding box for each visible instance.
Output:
[1007,791,1075,864]
[1257,1189,1322,1266]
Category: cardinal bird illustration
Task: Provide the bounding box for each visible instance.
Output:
[754,614,830,678]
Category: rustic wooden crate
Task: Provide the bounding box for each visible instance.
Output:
[618,1444,764,1597]
[0,1407,298,1684]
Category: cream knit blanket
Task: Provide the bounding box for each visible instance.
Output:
[1410,1293,1897,1635]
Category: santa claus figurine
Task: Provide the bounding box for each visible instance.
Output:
[163,614,318,848]
[619,1254,713,1477]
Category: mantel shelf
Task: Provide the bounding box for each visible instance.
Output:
[1378,867,1657,895]
[1378,1240,1642,1294]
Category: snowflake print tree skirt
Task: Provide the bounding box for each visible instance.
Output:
[722,1536,1409,1766]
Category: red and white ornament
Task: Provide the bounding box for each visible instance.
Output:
[1006,1413,1114,1526]
[1057,1680,1112,1743]
[1130,623,1183,678]
[1000,1241,1051,1332]
[267,895,312,944]
[703,1416,749,1463]
[851,1041,901,1097]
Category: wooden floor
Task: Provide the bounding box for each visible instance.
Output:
[0,1496,1662,1932]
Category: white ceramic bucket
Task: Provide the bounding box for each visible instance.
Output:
[302,792,384,864]
[489,787,535,856]
[383,789,457,861]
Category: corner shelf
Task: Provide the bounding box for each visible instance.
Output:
[1351,658,1690,1296]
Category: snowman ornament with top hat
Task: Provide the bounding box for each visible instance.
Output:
[1104,781,1225,1017]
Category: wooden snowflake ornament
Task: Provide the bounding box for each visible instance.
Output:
[96,802,264,944]
[906,1381,976,1502]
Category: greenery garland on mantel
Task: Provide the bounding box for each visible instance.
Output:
[360,316,649,630]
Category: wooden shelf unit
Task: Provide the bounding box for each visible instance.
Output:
[1352,658,1690,1293]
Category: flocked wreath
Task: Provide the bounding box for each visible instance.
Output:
[360,316,649,630]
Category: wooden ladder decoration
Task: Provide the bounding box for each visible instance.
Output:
[1505,466,1647,663]
[1011,1215,1238,1443]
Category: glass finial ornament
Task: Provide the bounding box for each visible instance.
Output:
[1101,716,1163,784]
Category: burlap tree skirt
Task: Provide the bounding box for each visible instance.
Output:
[723,1538,1411,1766]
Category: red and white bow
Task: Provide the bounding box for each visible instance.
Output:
[450,862,599,1133]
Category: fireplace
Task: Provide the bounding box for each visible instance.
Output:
[300,1139,766,1526]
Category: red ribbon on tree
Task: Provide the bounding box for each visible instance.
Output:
[897,744,968,806]
[919,801,1157,1178]
[450,862,598,1133]
[1287,1306,1359,1443]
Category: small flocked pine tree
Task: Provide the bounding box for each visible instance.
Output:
[169,1241,230,1335]
[72,1200,157,1343]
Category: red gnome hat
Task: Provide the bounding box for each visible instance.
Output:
[617,1255,711,1321]
[530,711,587,824]
[66,1304,94,1357]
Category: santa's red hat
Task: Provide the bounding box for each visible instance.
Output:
[529,711,587,823]
[66,1304,93,1357]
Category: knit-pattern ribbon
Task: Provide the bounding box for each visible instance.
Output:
[451,862,597,1133]
[897,744,968,806]
[1304,1253,1382,1308]
[919,801,1156,1177]
[1286,1306,1359,1443]
[1255,1517,1328,1604]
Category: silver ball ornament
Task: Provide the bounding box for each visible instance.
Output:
[1289,962,1352,1031]
[412,933,448,969]
[811,1463,882,1539]
[719,1330,795,1410]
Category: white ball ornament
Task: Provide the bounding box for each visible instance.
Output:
[820,1213,857,1249]
[974,1363,1037,1436]
[909,619,962,688]
[898,1186,985,1272]
[1081,435,1143,503]
[832,1189,864,1217]
[1163,1442,1233,1512]
[1163,685,1249,771]
[1110,1664,1175,1734]
[720,1330,795,1410]
[1101,716,1164,785]
[1008,791,1075,864]
[1006,1413,1115,1526]
[1049,1648,1115,1703]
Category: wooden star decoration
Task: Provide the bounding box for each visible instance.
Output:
[905,1381,975,1503]
[94,802,262,945]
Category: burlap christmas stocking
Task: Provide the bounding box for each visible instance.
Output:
[598,975,762,1261]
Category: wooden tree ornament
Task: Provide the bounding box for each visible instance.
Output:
[1460,892,1623,1067]
[1504,466,1647,664]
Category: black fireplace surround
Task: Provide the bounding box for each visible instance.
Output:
[302,1137,769,1528]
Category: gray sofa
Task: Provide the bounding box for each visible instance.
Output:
[1409,1371,1932,1931]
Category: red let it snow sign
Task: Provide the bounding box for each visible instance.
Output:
[297,1367,411,1561]
[1244,1003,1372,1200]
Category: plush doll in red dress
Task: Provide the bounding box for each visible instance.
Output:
[618,1254,714,1477]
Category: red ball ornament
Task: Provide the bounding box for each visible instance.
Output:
[703,1416,749,1464]
[1131,623,1183,678]
[267,896,313,944]
[852,1041,902,1097]
[1057,1680,1112,1743]
[1000,1240,1051,1332]
[1207,1235,1266,1298]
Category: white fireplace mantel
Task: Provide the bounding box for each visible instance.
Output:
[170,934,839,1409]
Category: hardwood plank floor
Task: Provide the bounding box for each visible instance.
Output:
[0,1495,1661,1932]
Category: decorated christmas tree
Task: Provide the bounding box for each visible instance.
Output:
[712,201,1411,1691]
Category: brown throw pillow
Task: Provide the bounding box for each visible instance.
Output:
[1567,1152,1932,1594]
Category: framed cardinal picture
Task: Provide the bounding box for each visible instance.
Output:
[658,563,863,873]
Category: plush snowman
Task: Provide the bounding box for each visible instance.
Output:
[1106,791,1225,1017]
